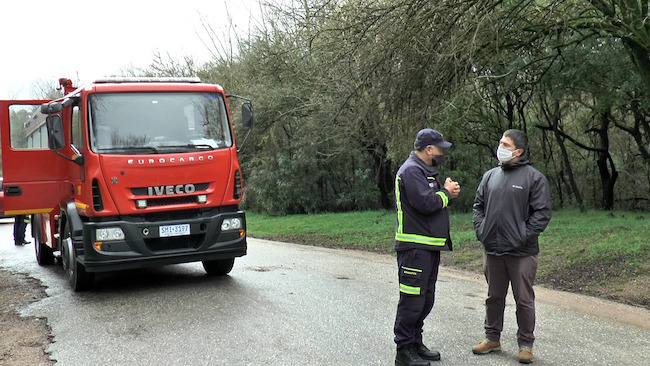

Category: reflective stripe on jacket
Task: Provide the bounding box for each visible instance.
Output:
[394,152,453,252]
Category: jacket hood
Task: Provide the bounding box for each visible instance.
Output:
[500,155,530,170]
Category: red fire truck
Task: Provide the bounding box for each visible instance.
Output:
[0,77,253,291]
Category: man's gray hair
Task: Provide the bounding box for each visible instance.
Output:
[503,129,528,154]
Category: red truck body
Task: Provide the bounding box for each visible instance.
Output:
[0,77,252,290]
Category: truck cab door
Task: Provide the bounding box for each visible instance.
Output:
[0,100,72,215]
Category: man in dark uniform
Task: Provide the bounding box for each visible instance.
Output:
[14,215,30,246]
[393,129,460,366]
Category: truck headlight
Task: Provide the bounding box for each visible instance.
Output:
[96,227,125,241]
[221,218,242,231]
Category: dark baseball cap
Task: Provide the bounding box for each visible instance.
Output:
[414,128,452,149]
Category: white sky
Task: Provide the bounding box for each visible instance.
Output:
[0,0,263,99]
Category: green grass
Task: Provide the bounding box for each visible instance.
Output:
[539,210,650,277]
[247,210,396,252]
[246,209,650,306]
[247,210,650,260]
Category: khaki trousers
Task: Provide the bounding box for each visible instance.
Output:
[483,253,538,347]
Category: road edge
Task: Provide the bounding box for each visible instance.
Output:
[252,238,650,332]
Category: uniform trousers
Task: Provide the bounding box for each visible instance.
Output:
[394,248,440,349]
[14,215,28,245]
[483,253,538,347]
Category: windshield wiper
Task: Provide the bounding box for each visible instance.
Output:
[157,144,216,151]
[97,146,160,154]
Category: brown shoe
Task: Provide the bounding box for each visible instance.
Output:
[518,346,534,364]
[472,339,501,354]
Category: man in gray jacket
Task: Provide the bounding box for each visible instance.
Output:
[471,129,551,364]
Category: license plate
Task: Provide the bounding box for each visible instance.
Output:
[159,224,190,237]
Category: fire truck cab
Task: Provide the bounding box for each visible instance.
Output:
[0,77,253,291]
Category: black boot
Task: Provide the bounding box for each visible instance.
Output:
[395,344,431,366]
[415,343,441,361]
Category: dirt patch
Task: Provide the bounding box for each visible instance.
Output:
[437,244,650,310]
[538,257,650,308]
[440,266,650,332]
[0,270,53,366]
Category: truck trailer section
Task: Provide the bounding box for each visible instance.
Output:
[0,77,254,290]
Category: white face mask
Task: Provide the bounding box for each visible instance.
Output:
[496,147,517,164]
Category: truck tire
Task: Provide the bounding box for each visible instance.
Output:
[35,241,55,265]
[202,258,235,276]
[32,215,54,265]
[61,221,94,291]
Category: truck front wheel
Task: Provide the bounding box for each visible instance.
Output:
[61,222,94,291]
[202,258,235,275]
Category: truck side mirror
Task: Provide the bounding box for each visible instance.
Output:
[41,101,62,114]
[242,102,254,128]
[46,115,65,151]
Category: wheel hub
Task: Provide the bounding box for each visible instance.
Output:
[62,237,73,272]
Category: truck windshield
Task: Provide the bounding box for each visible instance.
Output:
[88,92,233,153]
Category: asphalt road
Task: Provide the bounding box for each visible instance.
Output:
[0,219,649,365]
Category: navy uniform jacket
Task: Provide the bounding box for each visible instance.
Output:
[394,152,453,252]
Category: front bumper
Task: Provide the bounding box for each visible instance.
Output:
[79,208,246,272]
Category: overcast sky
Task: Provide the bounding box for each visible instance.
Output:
[0,0,262,99]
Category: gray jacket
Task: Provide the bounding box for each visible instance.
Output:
[473,156,552,256]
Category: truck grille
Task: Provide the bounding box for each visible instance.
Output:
[144,234,204,252]
[145,196,198,207]
[130,183,210,196]
[141,210,203,222]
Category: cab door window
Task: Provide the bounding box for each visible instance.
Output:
[8,104,48,150]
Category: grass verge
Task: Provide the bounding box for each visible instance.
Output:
[247,209,650,309]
